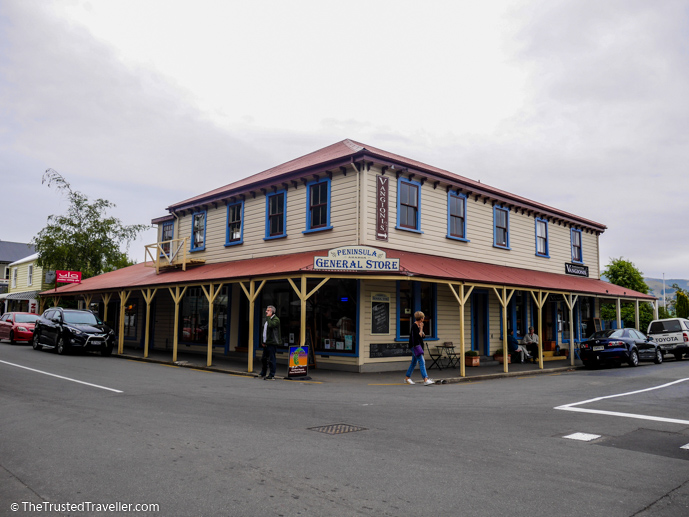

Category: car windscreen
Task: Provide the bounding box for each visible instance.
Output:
[63,311,100,325]
[588,330,622,339]
[648,320,682,334]
[15,314,40,323]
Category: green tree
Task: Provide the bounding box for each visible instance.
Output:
[32,169,149,279]
[600,257,654,330]
[674,287,689,319]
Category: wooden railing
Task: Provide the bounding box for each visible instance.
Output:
[144,238,204,274]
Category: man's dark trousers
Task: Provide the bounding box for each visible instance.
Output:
[261,344,277,377]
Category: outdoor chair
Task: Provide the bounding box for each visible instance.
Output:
[425,342,445,370]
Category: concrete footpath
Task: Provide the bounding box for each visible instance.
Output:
[115,346,582,385]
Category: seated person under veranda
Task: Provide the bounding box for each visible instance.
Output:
[508,330,532,363]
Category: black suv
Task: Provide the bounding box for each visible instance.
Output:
[33,307,115,356]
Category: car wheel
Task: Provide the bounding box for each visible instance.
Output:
[101,345,113,357]
[628,349,639,367]
[32,333,42,350]
[56,337,68,355]
[674,353,683,361]
[9,330,15,345]
[654,349,663,364]
[583,360,596,369]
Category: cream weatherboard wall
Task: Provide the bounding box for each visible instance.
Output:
[360,166,601,279]
[163,170,359,264]
[8,260,50,294]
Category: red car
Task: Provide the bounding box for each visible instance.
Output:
[0,312,41,344]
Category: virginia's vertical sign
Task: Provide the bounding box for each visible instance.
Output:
[376,175,389,241]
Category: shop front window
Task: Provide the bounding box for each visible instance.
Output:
[180,286,229,345]
[260,279,358,354]
[124,302,137,338]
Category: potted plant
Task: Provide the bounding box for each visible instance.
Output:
[465,349,480,367]
[492,349,511,364]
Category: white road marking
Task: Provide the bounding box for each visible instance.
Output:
[0,360,123,393]
[681,444,689,450]
[564,432,601,441]
[555,378,689,425]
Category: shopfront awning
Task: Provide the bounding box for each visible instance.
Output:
[40,248,655,301]
[5,290,41,300]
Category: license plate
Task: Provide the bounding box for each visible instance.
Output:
[593,346,604,351]
[91,340,103,345]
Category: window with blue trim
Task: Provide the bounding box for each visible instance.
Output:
[304,178,332,232]
[265,191,286,239]
[535,218,548,257]
[571,228,583,263]
[397,280,436,340]
[161,221,174,256]
[396,178,421,232]
[226,201,244,246]
[447,191,468,241]
[494,206,509,249]
[191,211,206,251]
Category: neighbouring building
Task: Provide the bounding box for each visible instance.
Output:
[4,253,53,314]
[0,241,36,313]
[40,140,656,374]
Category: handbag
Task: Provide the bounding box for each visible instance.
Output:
[412,344,424,357]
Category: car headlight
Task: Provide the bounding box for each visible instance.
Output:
[17,326,29,332]
[71,328,84,336]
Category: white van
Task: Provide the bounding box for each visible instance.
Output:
[647,318,689,360]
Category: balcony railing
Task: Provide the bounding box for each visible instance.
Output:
[144,238,205,275]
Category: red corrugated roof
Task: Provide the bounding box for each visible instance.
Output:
[166,139,606,231]
[42,248,654,301]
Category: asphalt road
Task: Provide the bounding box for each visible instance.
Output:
[1,343,688,517]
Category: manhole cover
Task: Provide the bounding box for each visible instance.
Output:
[308,423,368,435]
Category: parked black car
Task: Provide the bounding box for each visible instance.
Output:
[32,307,115,356]
[579,329,663,368]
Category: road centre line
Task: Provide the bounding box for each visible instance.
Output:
[0,360,123,393]
[555,378,689,425]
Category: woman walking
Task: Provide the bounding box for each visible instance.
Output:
[405,311,435,386]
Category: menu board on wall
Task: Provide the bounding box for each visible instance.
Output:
[371,293,390,335]
[370,342,412,358]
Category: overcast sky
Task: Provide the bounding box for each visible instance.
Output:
[1,0,688,280]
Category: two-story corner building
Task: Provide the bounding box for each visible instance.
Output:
[41,139,656,374]
[4,253,52,314]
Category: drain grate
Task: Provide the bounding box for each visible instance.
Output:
[308,423,368,435]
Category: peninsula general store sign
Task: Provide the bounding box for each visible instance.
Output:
[314,246,399,272]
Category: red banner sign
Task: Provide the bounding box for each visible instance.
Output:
[56,270,82,284]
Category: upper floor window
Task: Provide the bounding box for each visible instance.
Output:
[304,178,332,233]
[226,201,244,246]
[447,191,468,241]
[265,191,287,240]
[571,228,583,263]
[494,206,510,249]
[535,218,549,257]
[191,211,206,252]
[27,265,33,286]
[396,178,422,232]
[11,268,17,288]
[3,266,8,281]
[161,221,174,255]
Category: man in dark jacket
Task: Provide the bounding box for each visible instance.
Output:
[259,305,281,380]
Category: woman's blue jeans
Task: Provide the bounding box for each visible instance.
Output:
[406,353,428,379]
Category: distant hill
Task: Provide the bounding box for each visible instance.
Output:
[645,278,689,302]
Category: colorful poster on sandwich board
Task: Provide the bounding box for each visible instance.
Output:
[288,345,309,378]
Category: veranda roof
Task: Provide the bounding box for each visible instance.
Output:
[41,249,655,302]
